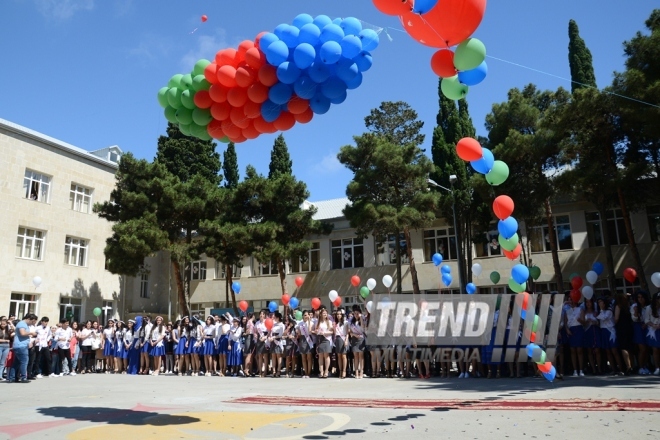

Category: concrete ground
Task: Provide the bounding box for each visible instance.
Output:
[1,374,659,439]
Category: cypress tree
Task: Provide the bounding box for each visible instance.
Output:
[568,19,597,92]
[223,142,239,189]
[268,134,293,178]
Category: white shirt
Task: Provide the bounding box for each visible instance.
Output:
[124,330,134,346]
[645,306,660,327]
[203,324,216,339]
[81,328,94,346]
[334,321,349,337]
[316,321,333,342]
[631,304,647,323]
[55,327,73,349]
[103,328,114,343]
[150,325,165,346]
[271,322,285,338]
[36,324,52,348]
[596,310,615,330]
[566,307,582,328]
[229,325,242,342]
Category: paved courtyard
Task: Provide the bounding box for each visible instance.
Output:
[1,375,659,439]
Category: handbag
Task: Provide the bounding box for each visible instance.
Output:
[91,337,101,350]
[5,349,14,368]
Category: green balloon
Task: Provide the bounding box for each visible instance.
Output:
[157,87,170,108]
[180,89,196,110]
[508,278,526,293]
[180,74,193,90]
[192,108,212,126]
[193,59,211,77]
[532,315,539,333]
[529,266,541,280]
[179,123,192,136]
[360,286,370,299]
[490,271,501,284]
[190,123,211,140]
[167,87,183,109]
[92,307,102,317]
[538,351,546,364]
[569,272,579,281]
[454,38,487,71]
[66,311,74,319]
[219,136,230,144]
[441,75,469,101]
[168,74,183,88]
[175,107,193,125]
[294,310,303,321]
[498,233,519,252]
[164,106,178,123]
[192,75,211,92]
[485,160,509,186]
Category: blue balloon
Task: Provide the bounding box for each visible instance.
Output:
[521,309,527,320]
[299,23,321,46]
[320,41,342,64]
[332,17,342,25]
[308,62,332,83]
[293,43,316,69]
[276,61,301,84]
[470,147,494,174]
[231,281,241,294]
[329,89,347,104]
[258,32,279,50]
[340,35,363,60]
[289,296,300,309]
[274,23,289,39]
[412,0,438,14]
[320,24,344,44]
[310,93,331,114]
[293,13,313,29]
[313,15,332,29]
[542,366,556,382]
[320,76,346,100]
[268,83,293,105]
[358,29,379,52]
[441,265,451,275]
[432,253,443,266]
[346,71,363,90]
[511,264,530,285]
[498,216,518,240]
[265,40,289,66]
[280,26,300,48]
[340,17,362,36]
[335,58,359,83]
[268,301,278,313]
[293,76,317,99]
[466,283,477,294]
[458,61,488,86]
[526,343,539,358]
[442,273,452,287]
[354,51,373,72]
[592,262,604,276]
[261,100,282,122]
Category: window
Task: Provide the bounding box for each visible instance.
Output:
[586,212,604,248]
[10,293,39,319]
[475,224,502,257]
[59,297,82,323]
[648,206,660,242]
[425,289,460,295]
[423,228,457,262]
[191,260,207,280]
[529,215,573,252]
[102,301,114,325]
[70,184,92,213]
[140,272,149,298]
[16,227,45,260]
[376,234,409,266]
[109,151,120,163]
[331,238,364,270]
[214,261,242,279]
[258,259,279,276]
[478,287,506,295]
[615,277,640,295]
[23,169,51,203]
[190,303,205,319]
[586,210,629,247]
[64,236,88,266]
[532,282,572,294]
[291,242,321,272]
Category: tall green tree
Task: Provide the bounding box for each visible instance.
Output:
[268,134,293,179]
[223,142,240,189]
[568,19,597,92]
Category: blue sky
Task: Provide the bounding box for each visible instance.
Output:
[0,1,655,202]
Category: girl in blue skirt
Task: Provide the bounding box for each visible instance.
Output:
[139,316,152,375]
[645,293,660,375]
[148,316,166,376]
[582,298,602,374]
[596,296,625,375]
[632,292,650,374]
[114,321,126,373]
[202,316,216,376]
[188,316,203,376]
[124,319,138,374]
[217,315,230,376]
[228,316,243,376]
[566,297,585,377]
[175,317,189,376]
[102,319,115,374]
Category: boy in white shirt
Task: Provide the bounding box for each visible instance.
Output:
[55,319,75,376]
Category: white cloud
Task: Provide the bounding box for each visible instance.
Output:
[312,153,343,175]
[34,0,94,20]
[180,29,227,71]
[128,34,176,65]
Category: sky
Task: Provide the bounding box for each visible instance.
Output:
[0,0,656,202]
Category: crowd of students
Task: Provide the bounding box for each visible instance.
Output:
[2,289,660,382]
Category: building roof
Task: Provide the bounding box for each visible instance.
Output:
[306,197,351,220]
[0,117,121,169]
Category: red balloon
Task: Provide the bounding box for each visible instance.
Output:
[571,276,583,290]
[537,362,553,373]
[529,332,537,343]
[294,108,313,124]
[247,82,269,103]
[230,106,250,129]
[201,15,208,23]
[227,87,248,107]
[209,84,228,103]
[456,137,483,161]
[493,195,514,220]
[373,0,412,16]
[238,300,248,312]
[570,289,582,304]
[243,100,262,118]
[242,123,260,140]
[245,47,266,70]
[273,111,295,131]
[238,40,255,57]
[235,64,256,88]
[281,294,291,306]
[231,134,247,143]
[400,12,446,48]
[216,48,238,67]
[264,318,273,330]
[204,63,219,84]
[295,276,304,288]
[350,275,361,287]
[221,120,242,138]
[193,90,213,109]
[287,97,309,115]
[207,120,225,139]
[217,65,237,88]
[258,65,278,87]
[210,102,231,121]
[333,297,342,307]
[520,292,530,311]
[430,49,457,78]
[623,267,637,283]
[311,297,321,310]
[253,116,276,134]
[503,243,522,261]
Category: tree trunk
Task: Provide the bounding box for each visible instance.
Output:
[404,227,420,295]
[395,233,402,294]
[519,230,531,292]
[227,265,239,316]
[225,265,229,306]
[172,259,189,317]
[277,258,288,315]
[598,206,617,291]
[465,213,473,284]
[617,188,649,291]
[544,198,565,295]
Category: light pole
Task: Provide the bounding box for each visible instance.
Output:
[427,176,466,292]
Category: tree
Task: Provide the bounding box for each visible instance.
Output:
[223,142,240,189]
[268,134,293,179]
[568,19,597,92]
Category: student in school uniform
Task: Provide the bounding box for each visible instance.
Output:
[202,316,217,376]
[165,323,174,375]
[49,325,61,376]
[283,316,298,378]
[333,309,349,379]
[139,317,153,375]
[175,317,190,376]
[188,316,203,376]
[148,316,166,376]
[645,293,660,376]
[114,321,126,374]
[632,292,651,375]
[349,305,367,379]
[217,315,230,376]
[123,320,136,374]
[269,312,286,377]
[582,298,602,375]
[171,320,180,375]
[254,310,270,378]
[101,319,115,374]
[566,296,585,377]
[228,316,244,376]
[596,297,625,375]
[297,310,315,378]
[243,314,255,377]
[55,319,75,376]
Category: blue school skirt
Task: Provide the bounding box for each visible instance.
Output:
[218,335,229,355]
[481,328,500,365]
[568,325,584,348]
[582,326,601,349]
[647,328,660,348]
[187,337,200,355]
[202,339,216,356]
[174,336,187,355]
[115,341,126,359]
[141,340,151,353]
[633,322,646,345]
[103,341,115,357]
[600,327,617,349]
[150,343,165,357]
[228,340,242,366]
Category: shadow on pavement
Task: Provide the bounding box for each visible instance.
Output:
[36,407,199,426]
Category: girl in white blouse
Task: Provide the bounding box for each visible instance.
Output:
[644,293,660,375]
[596,296,625,375]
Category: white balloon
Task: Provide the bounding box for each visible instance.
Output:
[32,276,42,288]
[366,278,377,291]
[652,272,660,288]
[586,271,598,285]
[366,301,374,313]
[328,290,338,302]
[582,286,594,300]
[382,275,393,288]
[472,263,483,277]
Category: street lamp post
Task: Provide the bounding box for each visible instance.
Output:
[428,176,466,292]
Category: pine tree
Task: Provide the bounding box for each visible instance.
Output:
[568,20,597,92]
[223,142,240,189]
[268,134,293,178]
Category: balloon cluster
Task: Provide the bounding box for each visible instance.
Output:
[372,0,488,100]
[158,13,379,143]
[431,252,453,287]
